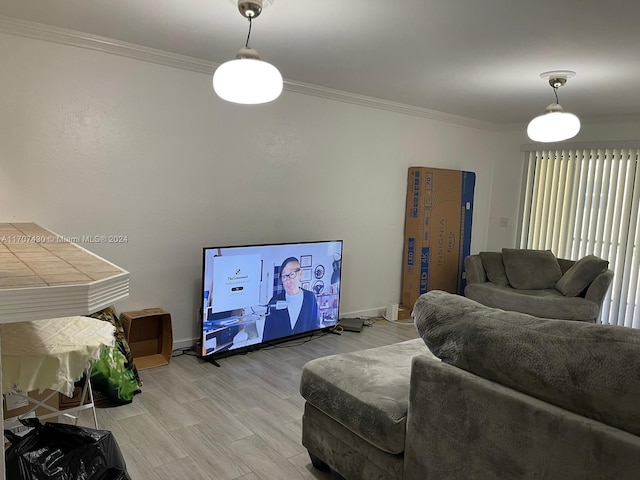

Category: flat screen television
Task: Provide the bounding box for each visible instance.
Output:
[200,240,343,358]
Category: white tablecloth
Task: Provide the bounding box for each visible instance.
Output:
[0,316,115,397]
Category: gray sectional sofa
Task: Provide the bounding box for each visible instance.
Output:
[300,290,640,479]
[464,249,613,322]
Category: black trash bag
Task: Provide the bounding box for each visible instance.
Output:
[5,418,129,480]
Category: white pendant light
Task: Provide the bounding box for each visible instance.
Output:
[527,71,581,143]
[214,0,283,104]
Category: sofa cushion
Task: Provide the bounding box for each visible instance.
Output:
[413,290,640,437]
[300,338,434,454]
[464,283,599,321]
[555,255,609,297]
[478,252,510,286]
[502,248,562,289]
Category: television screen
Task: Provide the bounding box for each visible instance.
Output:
[200,240,343,358]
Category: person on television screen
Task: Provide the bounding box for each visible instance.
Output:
[263,257,320,342]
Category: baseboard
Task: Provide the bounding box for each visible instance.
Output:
[341,306,386,318]
[172,338,196,351]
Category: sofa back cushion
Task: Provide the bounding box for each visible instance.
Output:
[478,252,510,286]
[413,290,640,437]
[555,254,609,297]
[502,248,562,289]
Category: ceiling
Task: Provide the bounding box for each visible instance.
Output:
[1,0,640,127]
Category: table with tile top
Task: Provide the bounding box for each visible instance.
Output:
[0,222,129,479]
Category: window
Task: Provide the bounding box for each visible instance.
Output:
[520,144,640,328]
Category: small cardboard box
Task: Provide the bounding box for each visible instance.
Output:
[402,167,475,308]
[120,308,173,370]
[4,389,60,441]
[3,389,59,419]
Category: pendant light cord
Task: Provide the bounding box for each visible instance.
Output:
[553,86,559,104]
[245,16,252,48]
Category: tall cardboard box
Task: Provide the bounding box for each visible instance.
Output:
[402,167,475,308]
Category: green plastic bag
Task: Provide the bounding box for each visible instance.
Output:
[90,344,141,404]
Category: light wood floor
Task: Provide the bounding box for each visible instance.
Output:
[78,318,419,480]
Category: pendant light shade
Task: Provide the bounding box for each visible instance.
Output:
[527,71,580,143]
[214,0,283,105]
[527,103,581,143]
[213,48,283,104]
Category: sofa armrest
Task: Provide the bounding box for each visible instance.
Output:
[403,354,640,480]
[464,255,486,284]
[584,269,614,308]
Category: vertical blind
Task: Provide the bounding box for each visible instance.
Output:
[520,146,640,328]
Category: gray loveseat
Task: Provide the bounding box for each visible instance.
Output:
[464,249,613,322]
[300,290,640,479]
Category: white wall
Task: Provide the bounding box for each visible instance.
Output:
[0,33,523,346]
[479,130,525,251]
[575,120,640,142]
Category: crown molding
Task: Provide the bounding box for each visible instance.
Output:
[582,113,640,125]
[282,80,504,131]
[0,16,215,74]
[0,15,505,131]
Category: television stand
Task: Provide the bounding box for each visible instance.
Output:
[204,357,221,367]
